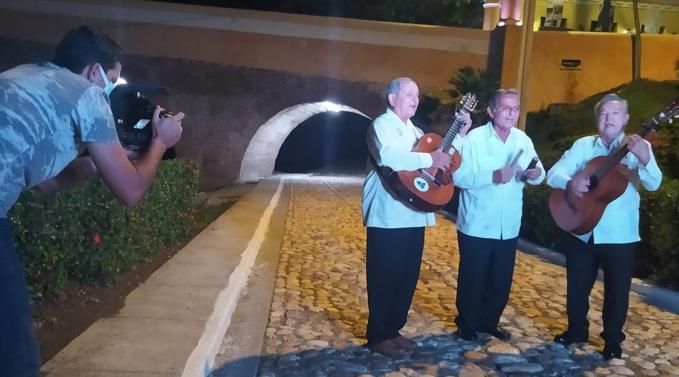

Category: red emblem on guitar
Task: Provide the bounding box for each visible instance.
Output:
[381,93,478,212]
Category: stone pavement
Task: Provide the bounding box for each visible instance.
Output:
[214,176,679,377]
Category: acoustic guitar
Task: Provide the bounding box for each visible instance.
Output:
[548,98,678,234]
[381,93,477,212]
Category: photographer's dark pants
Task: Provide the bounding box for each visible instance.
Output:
[365,226,424,346]
[455,231,517,334]
[565,236,636,345]
[1,219,41,377]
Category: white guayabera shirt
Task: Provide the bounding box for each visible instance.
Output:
[546,133,662,244]
[362,109,464,228]
[453,121,545,240]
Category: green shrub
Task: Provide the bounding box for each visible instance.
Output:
[522,179,679,289]
[448,66,499,125]
[8,159,199,299]
[639,179,679,289]
[521,185,571,253]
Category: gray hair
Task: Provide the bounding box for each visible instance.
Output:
[488,88,520,109]
[385,77,414,103]
[594,93,628,116]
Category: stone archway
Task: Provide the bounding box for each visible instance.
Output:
[239,102,371,182]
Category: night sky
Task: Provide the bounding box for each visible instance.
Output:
[149,0,484,28]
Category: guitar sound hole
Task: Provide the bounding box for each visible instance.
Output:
[589,175,598,190]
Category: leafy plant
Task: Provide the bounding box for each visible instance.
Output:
[448,66,499,125]
[9,159,199,299]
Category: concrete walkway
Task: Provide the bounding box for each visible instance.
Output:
[42,177,289,377]
[43,175,679,377]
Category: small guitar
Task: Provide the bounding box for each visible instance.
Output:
[381,93,477,212]
[548,98,678,234]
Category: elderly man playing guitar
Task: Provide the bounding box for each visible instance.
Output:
[362,77,471,356]
[546,93,663,360]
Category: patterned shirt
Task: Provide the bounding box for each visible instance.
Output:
[0,63,119,218]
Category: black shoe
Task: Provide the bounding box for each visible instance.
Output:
[553,332,588,345]
[484,327,511,341]
[455,329,478,341]
[602,343,622,360]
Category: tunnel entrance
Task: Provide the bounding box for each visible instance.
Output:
[274,111,370,175]
[239,102,371,182]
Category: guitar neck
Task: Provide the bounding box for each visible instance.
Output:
[590,97,678,184]
[439,114,467,153]
[593,127,650,181]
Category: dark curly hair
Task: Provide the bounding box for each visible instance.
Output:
[53,25,124,74]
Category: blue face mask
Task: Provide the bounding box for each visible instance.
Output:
[97,65,115,97]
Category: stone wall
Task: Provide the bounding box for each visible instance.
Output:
[0,37,384,190]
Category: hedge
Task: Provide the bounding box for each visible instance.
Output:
[521,179,679,290]
[8,159,199,299]
[638,179,679,289]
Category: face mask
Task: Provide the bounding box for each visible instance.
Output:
[97,65,115,97]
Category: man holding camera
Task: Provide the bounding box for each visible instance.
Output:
[0,26,184,377]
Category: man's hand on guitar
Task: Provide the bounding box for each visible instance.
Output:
[625,134,650,166]
[430,148,453,172]
[455,111,472,137]
[566,176,590,197]
[492,166,516,184]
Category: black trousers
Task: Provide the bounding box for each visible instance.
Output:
[455,231,517,333]
[1,219,41,377]
[365,226,424,346]
[564,236,636,345]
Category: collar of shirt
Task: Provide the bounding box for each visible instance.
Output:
[485,121,517,144]
[385,108,421,138]
[386,108,409,126]
[594,132,624,152]
[39,61,62,70]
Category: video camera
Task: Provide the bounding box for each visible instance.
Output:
[109,84,173,154]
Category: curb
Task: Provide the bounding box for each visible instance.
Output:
[440,210,679,316]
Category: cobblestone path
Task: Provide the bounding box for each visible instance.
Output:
[258,176,679,377]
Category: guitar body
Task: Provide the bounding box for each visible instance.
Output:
[385,133,462,212]
[548,156,628,234]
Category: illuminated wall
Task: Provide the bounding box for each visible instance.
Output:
[534,0,679,33]
[0,0,489,95]
[503,27,679,111]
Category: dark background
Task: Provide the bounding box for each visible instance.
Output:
[151,0,484,28]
